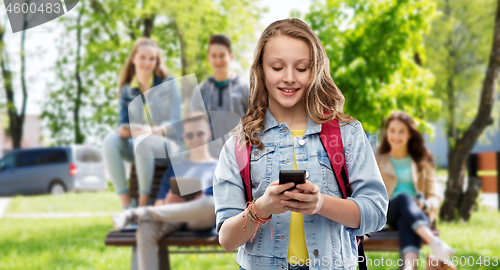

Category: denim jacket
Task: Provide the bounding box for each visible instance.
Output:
[213,109,388,270]
[118,75,182,142]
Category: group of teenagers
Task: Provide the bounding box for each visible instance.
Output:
[104,19,456,270]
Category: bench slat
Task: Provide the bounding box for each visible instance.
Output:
[105,231,220,247]
[105,228,440,252]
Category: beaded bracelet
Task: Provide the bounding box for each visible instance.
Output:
[242,199,273,242]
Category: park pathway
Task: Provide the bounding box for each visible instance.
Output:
[0,198,12,218]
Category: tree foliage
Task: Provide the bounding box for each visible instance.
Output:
[0,12,28,149]
[424,0,498,148]
[41,0,263,145]
[426,0,500,222]
[305,0,441,134]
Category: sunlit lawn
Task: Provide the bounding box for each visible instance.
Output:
[1,191,499,269]
[368,209,500,270]
[0,216,239,270]
[4,191,122,214]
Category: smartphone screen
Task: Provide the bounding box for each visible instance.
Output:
[279,170,306,193]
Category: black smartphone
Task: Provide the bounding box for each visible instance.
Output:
[279,170,306,193]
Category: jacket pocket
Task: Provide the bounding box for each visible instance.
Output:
[318,155,341,197]
[250,145,276,188]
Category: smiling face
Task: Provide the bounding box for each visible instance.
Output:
[132,45,158,78]
[386,119,412,151]
[207,44,233,75]
[262,35,311,113]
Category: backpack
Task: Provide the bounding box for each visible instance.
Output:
[234,118,368,270]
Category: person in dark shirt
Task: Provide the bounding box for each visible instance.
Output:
[113,112,217,270]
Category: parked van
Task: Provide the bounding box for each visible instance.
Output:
[71,145,107,192]
[0,146,106,196]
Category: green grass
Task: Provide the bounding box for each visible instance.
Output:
[2,191,499,269]
[168,248,239,269]
[4,191,122,214]
[0,217,238,270]
[367,210,500,270]
[435,168,448,178]
[0,217,131,270]
[1,212,498,270]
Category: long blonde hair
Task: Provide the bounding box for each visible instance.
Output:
[236,18,355,150]
[118,37,168,91]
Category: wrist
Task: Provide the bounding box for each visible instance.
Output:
[254,198,272,219]
[315,193,327,216]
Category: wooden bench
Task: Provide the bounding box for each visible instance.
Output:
[363,227,439,252]
[104,165,440,269]
[105,229,223,270]
[105,225,439,269]
[105,164,227,270]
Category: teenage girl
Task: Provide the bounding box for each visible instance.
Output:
[213,19,389,270]
[376,112,455,270]
[102,38,182,208]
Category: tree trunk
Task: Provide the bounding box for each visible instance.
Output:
[74,4,85,144]
[440,0,500,222]
[143,15,155,37]
[458,176,482,221]
[172,20,188,76]
[0,17,26,149]
[18,12,29,148]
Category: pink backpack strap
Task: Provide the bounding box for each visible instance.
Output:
[319,118,352,199]
[235,135,252,202]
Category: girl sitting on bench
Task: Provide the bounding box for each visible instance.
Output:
[376,111,456,270]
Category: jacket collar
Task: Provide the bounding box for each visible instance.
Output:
[377,153,418,186]
[261,108,322,136]
[130,74,157,90]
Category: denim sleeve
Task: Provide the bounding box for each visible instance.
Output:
[150,79,179,131]
[166,80,182,141]
[149,79,183,142]
[343,121,389,236]
[156,165,175,201]
[165,79,182,126]
[118,87,129,126]
[213,136,247,233]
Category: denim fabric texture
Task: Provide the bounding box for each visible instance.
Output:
[387,193,430,256]
[214,109,389,270]
[118,75,183,142]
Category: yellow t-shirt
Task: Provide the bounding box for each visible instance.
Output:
[130,75,154,90]
[287,129,309,263]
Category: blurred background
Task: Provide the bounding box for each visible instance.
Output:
[0,0,499,269]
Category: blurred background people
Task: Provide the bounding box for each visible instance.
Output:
[190,34,250,158]
[376,112,455,270]
[113,112,217,270]
[102,37,182,208]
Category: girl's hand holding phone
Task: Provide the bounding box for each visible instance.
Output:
[254,180,298,218]
[281,180,324,215]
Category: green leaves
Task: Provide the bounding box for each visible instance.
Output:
[41,0,263,145]
[305,0,440,134]
[424,0,497,145]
